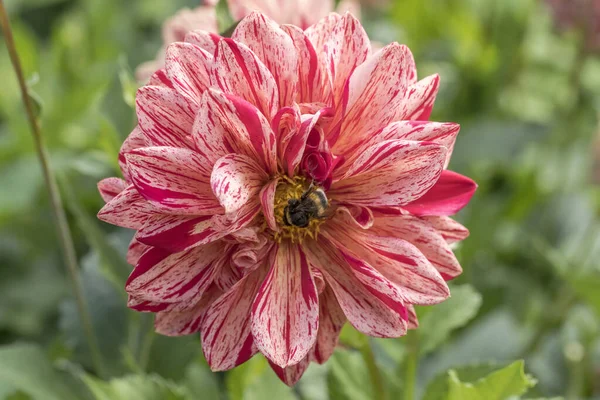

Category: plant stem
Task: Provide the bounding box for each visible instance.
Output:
[360,339,386,400]
[403,331,419,400]
[0,1,105,377]
[137,313,155,371]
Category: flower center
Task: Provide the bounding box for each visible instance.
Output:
[271,175,328,243]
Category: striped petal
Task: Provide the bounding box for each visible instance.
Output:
[165,42,213,102]
[136,86,197,148]
[212,38,278,119]
[185,30,220,55]
[125,242,224,304]
[126,147,221,215]
[201,268,266,371]
[283,112,322,176]
[330,140,446,207]
[312,286,345,364]
[119,126,147,182]
[304,238,408,337]
[202,90,277,174]
[407,305,419,329]
[403,170,477,216]
[232,12,298,108]
[98,177,127,203]
[370,214,462,281]
[211,154,268,214]
[422,216,470,244]
[331,43,414,150]
[399,74,440,121]
[97,184,155,230]
[252,242,319,367]
[127,237,149,266]
[260,178,279,231]
[155,285,222,336]
[324,216,450,305]
[269,358,310,387]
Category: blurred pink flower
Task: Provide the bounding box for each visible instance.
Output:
[546,0,600,51]
[100,12,476,385]
[136,0,360,81]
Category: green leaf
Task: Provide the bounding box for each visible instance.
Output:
[447,360,536,400]
[423,362,511,400]
[0,344,92,400]
[4,391,32,400]
[418,285,482,355]
[216,0,235,34]
[82,374,189,400]
[226,356,297,400]
[328,349,372,400]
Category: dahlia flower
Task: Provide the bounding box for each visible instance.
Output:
[136,0,359,81]
[99,12,476,385]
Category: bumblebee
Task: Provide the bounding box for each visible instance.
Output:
[283,185,329,228]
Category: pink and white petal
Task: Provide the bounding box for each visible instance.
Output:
[421,216,470,244]
[136,86,197,148]
[324,218,450,305]
[260,178,279,231]
[312,286,345,364]
[155,285,222,336]
[232,12,299,108]
[334,205,374,229]
[185,30,220,55]
[371,214,463,281]
[127,237,150,266]
[282,25,330,104]
[337,121,460,174]
[136,214,217,253]
[322,13,371,104]
[119,126,148,182]
[304,238,408,338]
[126,147,221,215]
[165,42,213,102]
[192,92,234,164]
[146,68,173,88]
[399,74,440,121]
[98,177,127,203]
[211,199,262,235]
[126,242,223,303]
[211,154,268,214]
[330,140,446,207]
[252,242,319,367]
[331,43,414,150]
[201,268,267,371]
[407,305,419,329]
[202,90,277,174]
[305,13,342,54]
[269,357,310,387]
[212,38,279,119]
[283,111,322,176]
[128,296,170,313]
[97,185,155,230]
[402,170,477,217]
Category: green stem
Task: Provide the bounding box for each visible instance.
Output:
[403,331,419,400]
[0,1,105,377]
[360,339,386,400]
[137,314,155,371]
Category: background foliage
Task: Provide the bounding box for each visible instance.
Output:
[0,0,599,398]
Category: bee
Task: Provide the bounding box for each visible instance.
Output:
[283,184,329,228]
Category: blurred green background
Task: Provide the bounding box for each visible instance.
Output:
[0,0,599,399]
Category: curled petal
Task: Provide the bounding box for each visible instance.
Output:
[97,185,155,230]
[330,140,446,207]
[260,178,279,232]
[98,177,127,203]
[211,154,268,214]
[127,237,149,266]
[334,205,374,229]
[283,112,322,176]
[407,305,419,329]
[232,12,299,108]
[126,146,221,215]
[403,170,477,216]
[252,243,319,367]
[201,267,267,371]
